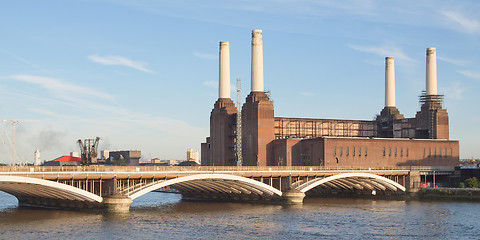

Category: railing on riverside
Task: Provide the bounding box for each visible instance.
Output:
[0,165,413,173]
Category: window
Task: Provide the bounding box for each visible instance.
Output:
[450,148,453,157]
[346,147,349,156]
[395,148,397,157]
[434,148,436,157]
[389,148,392,156]
[333,147,336,156]
[423,148,425,157]
[406,148,409,157]
[359,147,362,156]
[400,148,403,157]
[365,147,368,156]
[383,147,386,156]
[439,148,442,157]
[353,147,355,156]
[340,147,343,156]
[428,148,431,157]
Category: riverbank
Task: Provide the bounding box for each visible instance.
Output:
[413,188,480,201]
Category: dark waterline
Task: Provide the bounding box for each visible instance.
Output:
[0,191,478,239]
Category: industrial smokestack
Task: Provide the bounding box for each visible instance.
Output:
[219,41,231,99]
[426,47,437,96]
[251,29,264,92]
[385,57,395,107]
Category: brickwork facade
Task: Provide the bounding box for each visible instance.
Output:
[271,137,459,167]
[203,98,237,166]
[241,92,274,166]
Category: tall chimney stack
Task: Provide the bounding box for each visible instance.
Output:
[219,41,231,99]
[251,29,264,92]
[426,47,437,96]
[385,57,395,107]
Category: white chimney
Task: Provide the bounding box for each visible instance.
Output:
[219,41,231,99]
[426,47,437,96]
[251,29,264,92]
[34,150,41,166]
[385,57,395,107]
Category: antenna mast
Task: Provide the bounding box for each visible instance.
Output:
[236,78,243,166]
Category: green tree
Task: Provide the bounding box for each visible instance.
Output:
[464,177,480,188]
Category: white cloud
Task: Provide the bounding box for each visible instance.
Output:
[193,52,217,60]
[441,10,480,34]
[348,44,414,63]
[457,70,480,81]
[10,74,114,101]
[300,91,315,97]
[203,80,217,88]
[88,54,155,74]
[437,56,468,66]
[28,108,66,118]
[440,82,466,100]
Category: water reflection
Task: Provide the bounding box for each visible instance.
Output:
[1,191,480,239]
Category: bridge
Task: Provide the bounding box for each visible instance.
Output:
[0,166,419,212]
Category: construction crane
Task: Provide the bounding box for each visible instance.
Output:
[236,78,243,166]
[78,137,100,166]
[2,120,19,164]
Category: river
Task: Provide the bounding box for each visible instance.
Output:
[0,191,478,239]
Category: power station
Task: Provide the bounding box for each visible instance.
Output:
[201,30,459,167]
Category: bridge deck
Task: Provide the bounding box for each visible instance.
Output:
[0,166,411,180]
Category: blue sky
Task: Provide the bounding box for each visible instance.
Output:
[1,0,479,163]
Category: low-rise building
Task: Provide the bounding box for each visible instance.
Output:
[43,156,82,166]
[107,150,141,166]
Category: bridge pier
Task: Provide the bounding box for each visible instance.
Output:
[281,190,305,204]
[406,171,421,193]
[101,194,133,213]
[280,176,305,204]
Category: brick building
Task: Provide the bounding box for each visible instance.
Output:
[201,30,459,167]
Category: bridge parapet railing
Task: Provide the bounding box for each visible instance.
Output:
[0,165,412,173]
[410,166,455,172]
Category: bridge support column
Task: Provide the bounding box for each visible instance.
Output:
[280,176,305,204]
[281,190,305,204]
[407,171,421,193]
[102,194,133,213]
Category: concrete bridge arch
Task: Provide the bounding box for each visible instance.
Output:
[0,176,103,207]
[296,172,406,193]
[128,173,283,200]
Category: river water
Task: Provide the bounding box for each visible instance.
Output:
[0,191,478,239]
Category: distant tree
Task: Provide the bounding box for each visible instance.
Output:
[459,182,465,188]
[464,177,480,188]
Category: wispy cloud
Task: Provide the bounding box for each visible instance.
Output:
[203,80,217,88]
[348,44,414,63]
[28,107,66,118]
[300,91,315,97]
[440,82,466,100]
[10,74,114,101]
[441,10,480,34]
[438,56,469,66]
[88,54,155,74]
[0,48,55,76]
[457,70,480,81]
[193,52,217,60]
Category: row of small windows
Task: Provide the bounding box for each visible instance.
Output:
[423,148,453,157]
[382,147,409,157]
[333,146,453,158]
[333,147,367,157]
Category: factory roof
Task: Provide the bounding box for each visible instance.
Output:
[53,156,82,162]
